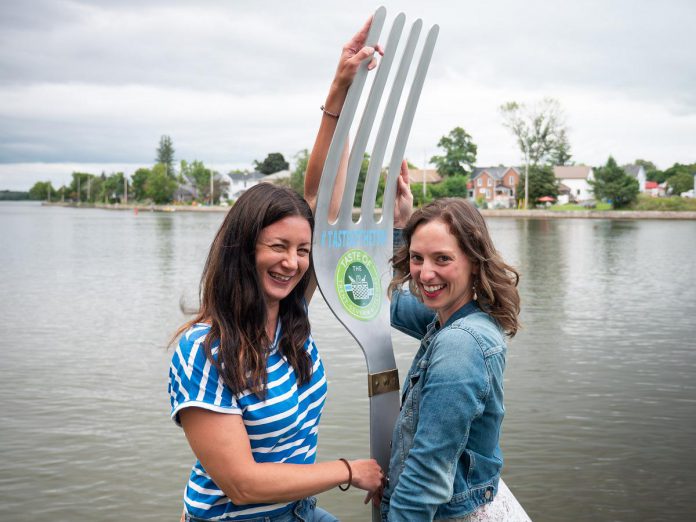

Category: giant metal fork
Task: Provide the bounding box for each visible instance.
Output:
[312,5,438,508]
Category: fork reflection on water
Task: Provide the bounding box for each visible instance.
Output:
[1,202,695,522]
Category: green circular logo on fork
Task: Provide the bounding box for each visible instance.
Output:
[335,249,381,321]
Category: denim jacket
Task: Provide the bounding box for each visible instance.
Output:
[381,289,506,521]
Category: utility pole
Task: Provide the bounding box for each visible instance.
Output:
[47,184,51,202]
[210,170,214,205]
[422,150,427,203]
[77,175,81,203]
[87,176,91,202]
[523,142,529,210]
[124,175,128,205]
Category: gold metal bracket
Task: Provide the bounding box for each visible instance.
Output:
[367,369,400,397]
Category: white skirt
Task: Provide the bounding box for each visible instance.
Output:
[440,479,532,522]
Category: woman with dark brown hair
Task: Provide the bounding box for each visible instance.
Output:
[169,184,382,522]
[380,195,522,521]
[168,17,385,522]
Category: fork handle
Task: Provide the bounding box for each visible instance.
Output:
[369,388,400,471]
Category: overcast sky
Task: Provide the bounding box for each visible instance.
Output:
[1,0,694,190]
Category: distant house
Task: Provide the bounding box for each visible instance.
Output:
[259,169,292,184]
[644,180,668,197]
[623,164,647,192]
[407,168,442,185]
[553,166,594,203]
[221,171,267,200]
[469,167,520,208]
[174,175,198,202]
[557,182,572,203]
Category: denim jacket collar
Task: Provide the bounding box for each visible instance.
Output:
[437,299,480,330]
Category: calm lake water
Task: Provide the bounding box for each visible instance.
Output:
[1,201,695,522]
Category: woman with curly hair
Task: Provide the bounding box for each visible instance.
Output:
[381,194,522,521]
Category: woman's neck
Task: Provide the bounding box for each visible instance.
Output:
[266,303,279,341]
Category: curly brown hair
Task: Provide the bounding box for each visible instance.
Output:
[389,198,521,337]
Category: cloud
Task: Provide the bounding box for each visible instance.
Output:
[1,0,695,189]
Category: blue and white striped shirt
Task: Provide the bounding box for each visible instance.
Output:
[169,322,328,520]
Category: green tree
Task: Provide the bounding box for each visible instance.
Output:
[500,98,568,208]
[661,163,696,194]
[290,149,309,196]
[0,190,30,201]
[514,165,558,205]
[666,171,694,195]
[187,160,213,200]
[430,175,469,199]
[548,129,573,166]
[156,135,176,178]
[410,182,433,207]
[145,163,177,204]
[28,181,55,201]
[430,127,477,178]
[89,173,106,203]
[103,172,127,203]
[590,156,639,209]
[254,152,289,175]
[131,168,151,201]
[68,172,94,201]
[352,153,371,207]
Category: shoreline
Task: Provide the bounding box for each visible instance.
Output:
[41,201,696,220]
[478,209,696,220]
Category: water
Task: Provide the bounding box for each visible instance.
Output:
[1,202,695,521]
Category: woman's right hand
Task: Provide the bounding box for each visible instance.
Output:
[349,458,385,505]
[305,13,384,215]
[332,16,384,93]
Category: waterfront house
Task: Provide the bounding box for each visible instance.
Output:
[259,169,292,184]
[553,166,594,203]
[174,175,198,203]
[645,181,661,197]
[221,171,267,200]
[469,167,520,208]
[407,168,442,186]
[623,164,647,192]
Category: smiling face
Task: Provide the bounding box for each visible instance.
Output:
[409,218,476,325]
[255,215,312,311]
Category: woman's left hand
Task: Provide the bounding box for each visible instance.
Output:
[394,160,413,228]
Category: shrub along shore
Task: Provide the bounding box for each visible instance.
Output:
[42,201,696,220]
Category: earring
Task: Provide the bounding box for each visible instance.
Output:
[472,279,478,301]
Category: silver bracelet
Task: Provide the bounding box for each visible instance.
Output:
[320,105,340,118]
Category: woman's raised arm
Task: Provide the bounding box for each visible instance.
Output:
[304,15,383,217]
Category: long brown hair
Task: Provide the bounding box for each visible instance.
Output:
[173,183,314,397]
[389,198,521,336]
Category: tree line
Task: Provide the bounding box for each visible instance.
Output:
[27,136,292,205]
[29,103,694,209]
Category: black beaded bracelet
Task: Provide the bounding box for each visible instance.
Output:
[338,458,352,491]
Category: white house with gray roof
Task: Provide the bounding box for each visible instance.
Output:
[622,164,647,192]
[220,171,267,200]
[553,166,594,202]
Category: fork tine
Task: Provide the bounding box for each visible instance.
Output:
[382,24,439,223]
[360,19,423,221]
[338,13,406,223]
[315,7,386,227]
